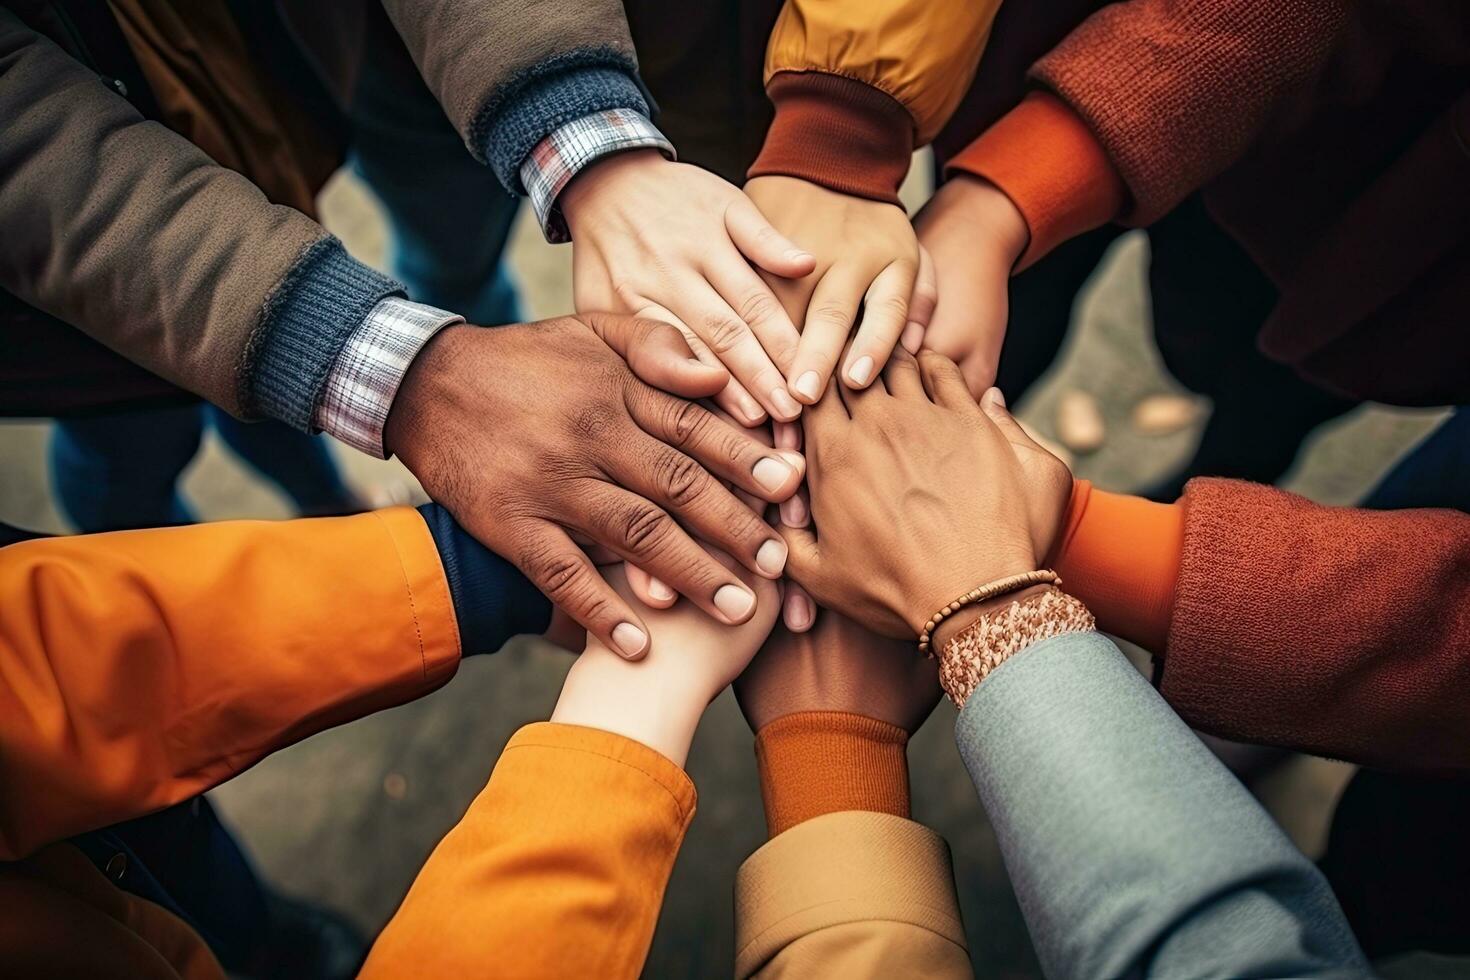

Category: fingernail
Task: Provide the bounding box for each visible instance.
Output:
[769,387,801,420]
[784,590,813,631]
[847,355,875,386]
[737,389,765,424]
[752,456,795,493]
[780,493,809,528]
[786,248,812,263]
[714,584,756,621]
[647,577,675,602]
[756,538,787,576]
[793,371,822,402]
[987,387,1007,409]
[612,622,648,658]
[901,322,924,354]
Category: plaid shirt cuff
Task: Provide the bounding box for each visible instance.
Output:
[313,297,463,459]
[521,108,674,244]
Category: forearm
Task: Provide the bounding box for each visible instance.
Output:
[0,11,397,424]
[0,506,548,858]
[955,631,1367,978]
[363,722,695,979]
[1029,0,1350,225]
[751,0,1003,202]
[1161,477,1470,771]
[377,0,648,195]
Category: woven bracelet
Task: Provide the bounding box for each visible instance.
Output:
[917,569,1061,654]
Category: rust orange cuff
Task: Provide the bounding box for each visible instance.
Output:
[1049,480,1184,654]
[749,72,913,205]
[946,91,1126,271]
[754,711,909,838]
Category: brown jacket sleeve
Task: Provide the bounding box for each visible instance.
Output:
[0,8,345,419]
[1029,0,1351,225]
[735,811,972,979]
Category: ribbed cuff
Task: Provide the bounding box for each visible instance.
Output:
[754,711,909,838]
[476,53,652,196]
[1050,480,1183,654]
[946,91,1126,272]
[748,72,913,205]
[416,503,551,655]
[248,237,404,431]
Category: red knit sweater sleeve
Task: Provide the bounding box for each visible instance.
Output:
[1029,0,1350,225]
[1163,478,1470,772]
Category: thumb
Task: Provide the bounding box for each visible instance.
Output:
[980,387,1039,452]
[582,312,730,398]
[726,196,815,278]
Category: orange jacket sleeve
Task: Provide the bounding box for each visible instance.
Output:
[362,722,696,979]
[0,508,460,860]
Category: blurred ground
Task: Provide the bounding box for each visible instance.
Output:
[0,155,1451,977]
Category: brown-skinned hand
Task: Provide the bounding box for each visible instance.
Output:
[736,610,941,735]
[384,314,804,659]
[778,348,1071,640]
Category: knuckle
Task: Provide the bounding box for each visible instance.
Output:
[621,503,674,553]
[568,401,620,440]
[655,452,708,507]
[809,300,853,333]
[522,544,585,600]
[867,292,909,323]
[735,289,780,327]
[702,312,752,356]
[666,398,712,446]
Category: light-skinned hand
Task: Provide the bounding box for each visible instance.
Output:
[384,315,804,659]
[915,174,1029,396]
[778,349,1072,639]
[736,610,940,735]
[563,150,816,427]
[744,176,935,401]
[552,552,782,767]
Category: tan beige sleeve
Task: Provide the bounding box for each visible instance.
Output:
[735,811,973,979]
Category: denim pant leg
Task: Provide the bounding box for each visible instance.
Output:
[208,408,357,516]
[49,404,204,532]
[345,25,522,326]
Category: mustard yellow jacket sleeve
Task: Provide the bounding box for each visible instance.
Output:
[0,508,460,860]
[749,0,1003,201]
[362,722,696,979]
[735,810,973,979]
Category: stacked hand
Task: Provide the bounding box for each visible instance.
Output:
[737,610,940,736]
[778,349,1071,640]
[385,314,804,659]
[744,176,936,399]
[563,150,815,427]
[914,174,1029,396]
[553,550,782,767]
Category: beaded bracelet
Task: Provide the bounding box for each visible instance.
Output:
[916,569,1061,654]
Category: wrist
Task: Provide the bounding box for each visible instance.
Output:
[558,147,663,232]
[755,711,909,838]
[946,173,1029,265]
[931,583,1050,653]
[551,644,707,768]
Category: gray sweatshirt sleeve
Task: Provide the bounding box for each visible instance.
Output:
[954,630,1369,979]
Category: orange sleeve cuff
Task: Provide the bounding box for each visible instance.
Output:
[945,91,1126,271]
[754,711,909,838]
[749,72,913,205]
[1049,480,1184,654]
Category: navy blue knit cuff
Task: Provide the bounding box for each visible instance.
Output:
[474,51,652,195]
[416,502,552,655]
[247,237,405,431]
